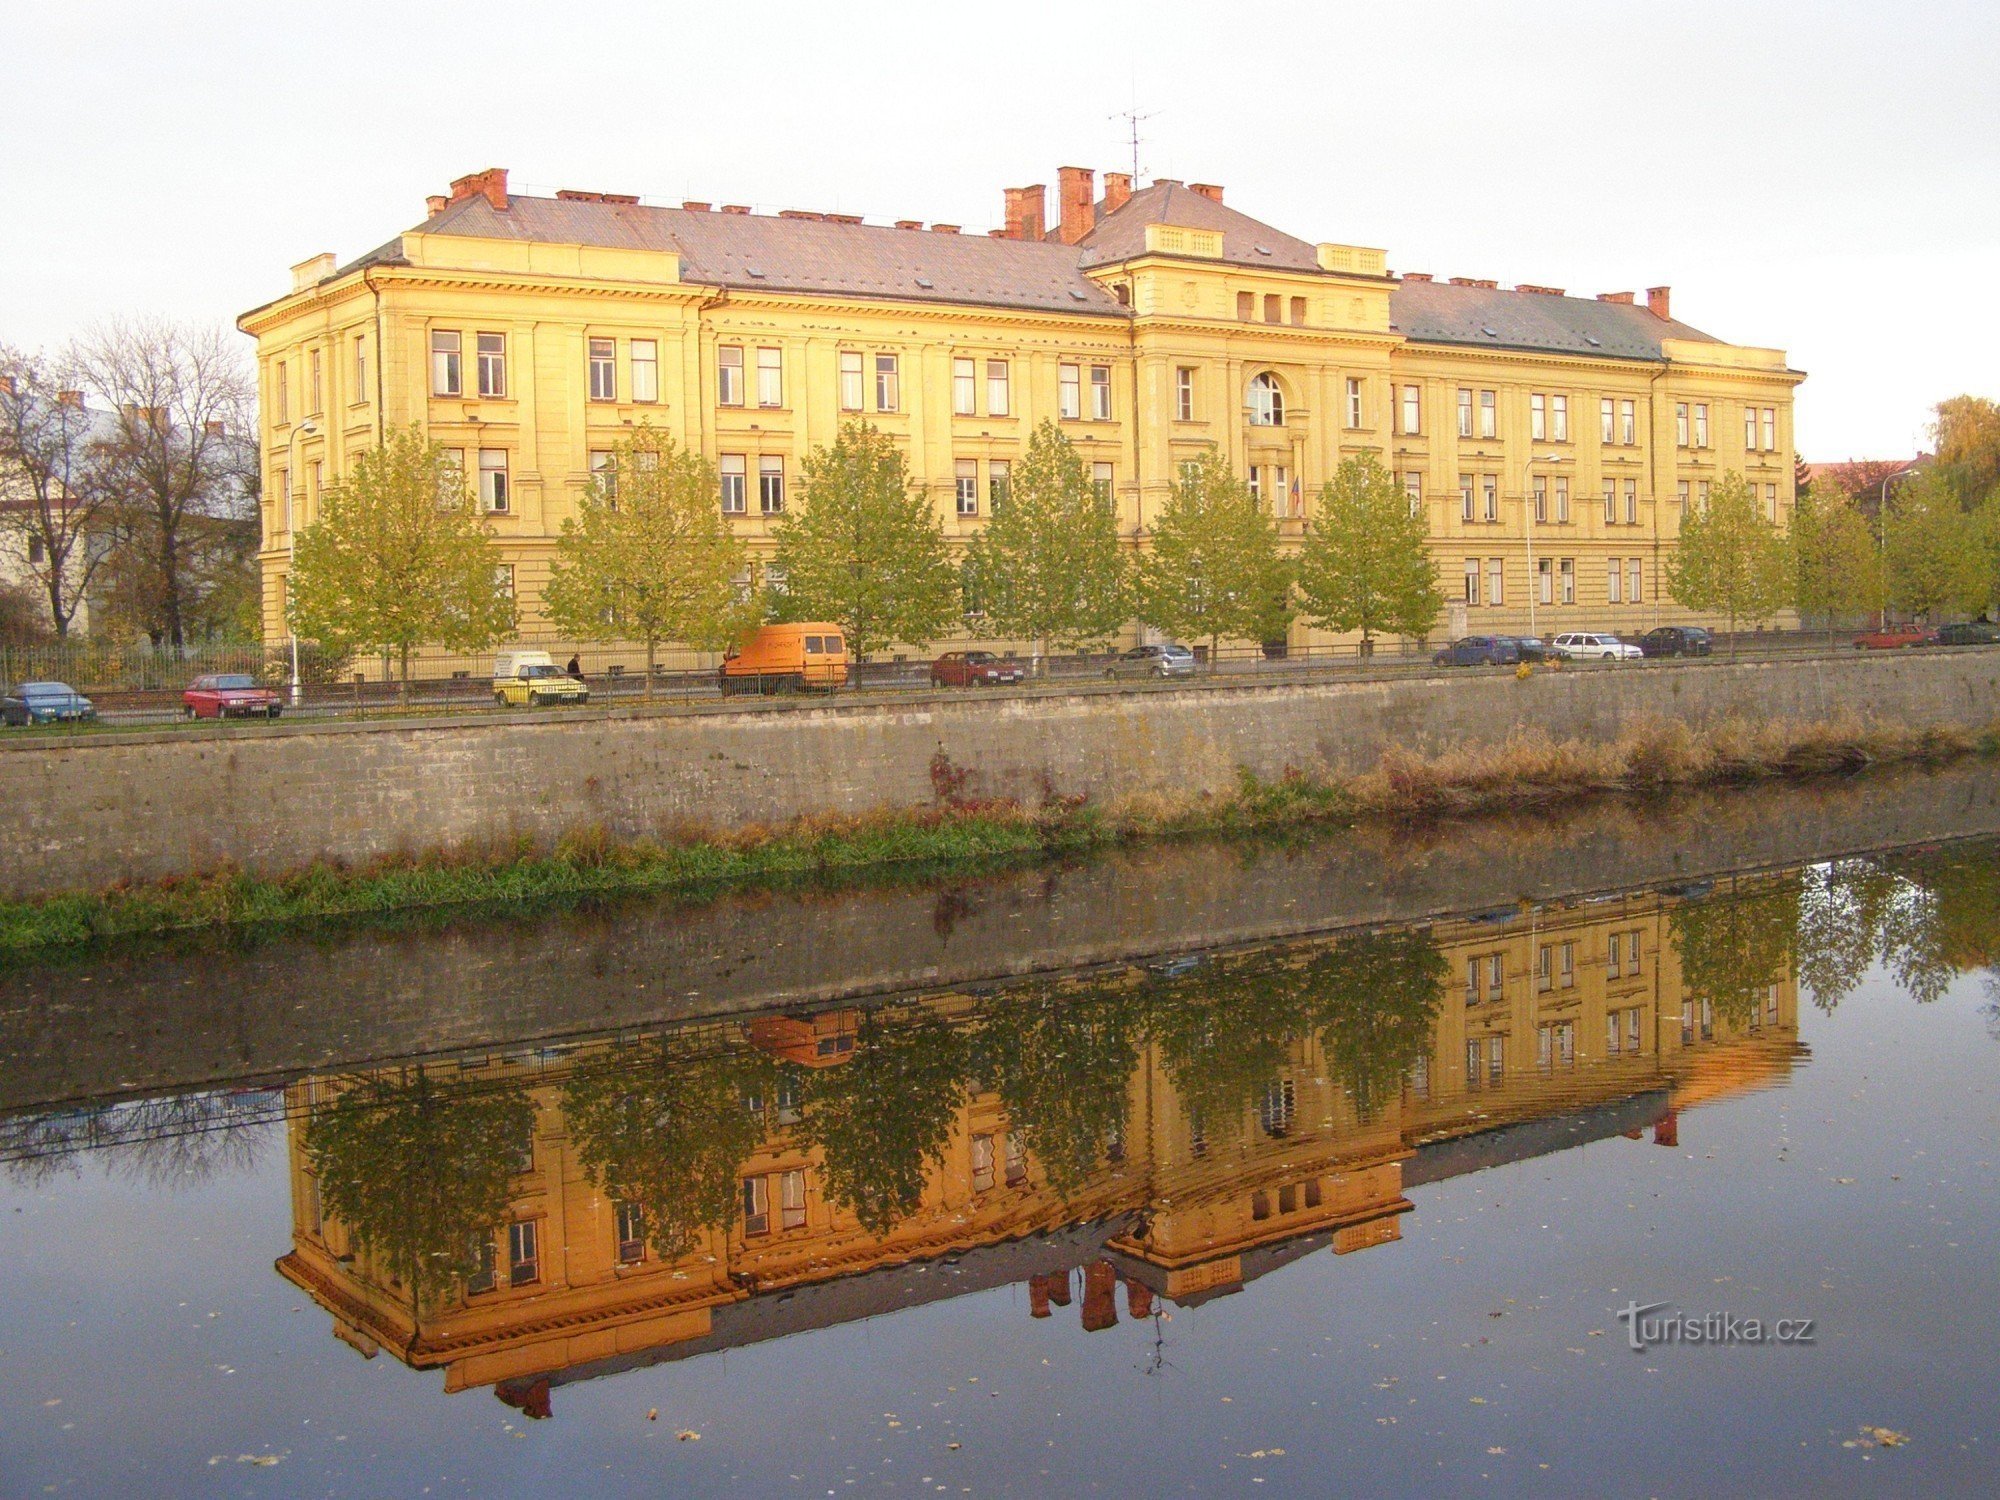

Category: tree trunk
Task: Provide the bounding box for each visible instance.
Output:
[159,515,185,651]
[399,642,412,703]
[644,638,657,704]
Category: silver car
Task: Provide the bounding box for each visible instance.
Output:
[1105,643,1197,680]
[1549,631,1644,661]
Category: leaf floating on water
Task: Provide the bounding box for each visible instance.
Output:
[647,1409,658,1422]
[677,1429,701,1442]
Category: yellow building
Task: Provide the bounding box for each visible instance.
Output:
[239,163,1804,659]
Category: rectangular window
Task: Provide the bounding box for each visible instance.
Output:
[971,1133,995,1192]
[1676,402,1690,446]
[1560,940,1576,986]
[1560,557,1576,603]
[1488,1035,1505,1085]
[1264,293,1281,323]
[1600,397,1615,444]
[1627,1006,1642,1050]
[430,330,461,396]
[1457,388,1474,438]
[1537,943,1554,991]
[756,346,782,407]
[874,353,899,411]
[759,455,785,515]
[1603,479,1617,526]
[630,339,658,403]
[494,563,514,600]
[1482,474,1498,523]
[478,449,509,513]
[1762,407,1776,451]
[1479,388,1497,439]
[1488,954,1505,1001]
[1624,478,1638,524]
[615,1201,645,1264]
[590,448,616,502]
[1677,479,1690,508]
[987,359,1011,417]
[1056,363,1081,420]
[508,1220,540,1286]
[718,345,743,406]
[308,348,322,414]
[1697,479,1711,512]
[953,357,976,416]
[274,468,289,532]
[1289,295,1307,325]
[1694,403,1710,447]
[465,1235,496,1295]
[955,458,979,517]
[988,458,1010,512]
[1401,384,1421,435]
[1620,399,1636,446]
[1346,377,1363,429]
[1236,290,1254,321]
[1767,482,1780,521]
[1551,394,1569,442]
[1628,559,1643,604]
[1537,556,1552,604]
[476,332,506,398]
[1486,558,1504,606]
[353,335,367,400]
[1459,475,1475,523]
[1608,557,1623,604]
[1404,470,1423,514]
[1176,366,1195,421]
[1005,1132,1027,1186]
[742,1176,769,1235]
[588,337,617,402]
[1466,957,1481,1005]
[1463,557,1479,605]
[1745,406,1758,451]
[1090,365,1112,420]
[1609,934,1625,979]
[1091,461,1114,504]
[1466,1038,1484,1087]
[1607,1013,1623,1054]
[839,351,864,412]
[780,1168,806,1230]
[1531,392,1547,441]
[1533,474,1548,524]
[720,454,746,514]
[1555,476,1570,523]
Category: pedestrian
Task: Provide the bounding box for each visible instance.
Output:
[566,653,582,679]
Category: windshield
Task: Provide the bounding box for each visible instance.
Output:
[518,664,561,678]
[214,675,257,690]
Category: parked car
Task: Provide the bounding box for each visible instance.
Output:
[1638,625,1714,658]
[493,650,592,707]
[1432,635,1521,667]
[2,681,96,726]
[929,649,1026,688]
[1506,635,1553,662]
[1853,624,1935,650]
[1936,621,2000,646]
[1550,631,1644,661]
[718,623,849,695]
[1104,643,1196,680]
[181,672,284,720]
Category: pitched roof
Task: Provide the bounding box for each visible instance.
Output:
[401,193,1128,317]
[1388,279,1720,361]
[1077,180,1324,273]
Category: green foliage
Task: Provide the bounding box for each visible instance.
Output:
[301,1066,536,1307]
[1668,875,1801,1025]
[289,427,516,689]
[1145,956,1319,1145]
[1296,453,1444,643]
[796,1007,968,1233]
[768,422,960,658]
[973,985,1140,1198]
[1664,471,1790,644]
[1885,468,1986,618]
[1134,450,1293,655]
[560,1032,774,1260]
[1932,394,2000,507]
[962,420,1129,658]
[542,429,753,693]
[1791,484,1882,633]
[1306,929,1448,1123]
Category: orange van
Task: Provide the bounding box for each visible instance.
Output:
[718,622,850,694]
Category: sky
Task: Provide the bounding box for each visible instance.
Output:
[3,0,1994,459]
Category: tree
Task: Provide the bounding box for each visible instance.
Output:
[1791,483,1881,639]
[289,427,517,694]
[974,984,1139,1198]
[73,319,256,648]
[542,429,752,699]
[1133,449,1292,663]
[1932,395,2000,507]
[961,420,1128,668]
[1668,875,1800,1026]
[1663,471,1790,653]
[1305,929,1448,1124]
[1885,467,1985,619]
[767,421,959,659]
[1296,452,1444,651]
[0,347,111,638]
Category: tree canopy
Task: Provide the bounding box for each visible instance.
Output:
[1296,453,1444,646]
[1664,471,1790,648]
[1133,449,1292,658]
[1885,467,1985,619]
[1932,395,2000,506]
[1790,482,1881,636]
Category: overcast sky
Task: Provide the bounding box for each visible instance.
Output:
[4,0,1992,458]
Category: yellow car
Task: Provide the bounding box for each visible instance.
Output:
[493,652,590,708]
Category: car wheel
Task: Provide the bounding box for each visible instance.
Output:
[268,706,282,719]
[929,675,941,688]
[1104,668,1118,680]
[182,705,195,720]
[495,691,508,706]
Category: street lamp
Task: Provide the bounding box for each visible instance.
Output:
[283,418,319,708]
[1523,451,1567,637]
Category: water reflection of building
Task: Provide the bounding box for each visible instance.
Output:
[277,888,1799,1411]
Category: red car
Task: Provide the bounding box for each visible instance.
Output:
[929,650,1026,688]
[182,672,284,719]
[1852,624,1936,650]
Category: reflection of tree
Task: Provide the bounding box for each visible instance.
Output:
[1796,861,1898,1012]
[797,1009,967,1234]
[1670,877,1802,1025]
[974,985,1139,1198]
[105,1094,277,1190]
[561,1035,772,1260]
[1147,959,1317,1145]
[1878,848,2000,1001]
[303,1067,535,1307]
[1306,929,1448,1123]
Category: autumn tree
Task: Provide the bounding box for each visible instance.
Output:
[0,347,111,638]
[767,421,959,658]
[1885,467,1985,619]
[973,984,1140,1199]
[1133,448,1292,663]
[542,429,752,698]
[1296,452,1444,652]
[1664,471,1790,653]
[288,426,517,695]
[961,420,1128,669]
[73,319,256,647]
[1932,395,2000,506]
[1790,483,1881,639]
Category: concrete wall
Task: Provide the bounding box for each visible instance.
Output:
[4,652,1999,900]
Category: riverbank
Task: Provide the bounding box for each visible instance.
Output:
[3,710,1990,952]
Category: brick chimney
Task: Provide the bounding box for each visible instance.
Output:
[720,204,751,215]
[1598,291,1635,305]
[894,219,922,231]
[930,223,960,234]
[1046,1269,1073,1307]
[1124,1278,1155,1319]
[425,194,449,219]
[1646,285,1672,320]
[1102,172,1132,213]
[1003,184,1047,242]
[1515,284,1566,296]
[1081,1260,1118,1332]
[203,420,226,438]
[448,168,509,211]
[1056,166,1096,245]
[57,389,84,409]
[1188,182,1224,203]
[1401,272,1433,283]
[1653,1110,1679,1148]
[1028,1274,1054,1319]
[681,200,711,212]
[0,375,15,398]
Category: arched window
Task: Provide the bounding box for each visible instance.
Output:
[1248,372,1285,427]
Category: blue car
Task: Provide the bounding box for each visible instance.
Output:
[1432,636,1521,667]
[2,681,97,726]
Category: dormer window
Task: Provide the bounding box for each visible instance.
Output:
[1248,372,1285,427]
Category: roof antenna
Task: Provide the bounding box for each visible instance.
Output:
[1110,104,1157,185]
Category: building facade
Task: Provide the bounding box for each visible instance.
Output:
[239,165,1804,657]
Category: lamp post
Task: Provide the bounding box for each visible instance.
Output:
[283,418,319,708]
[1523,451,1566,638]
